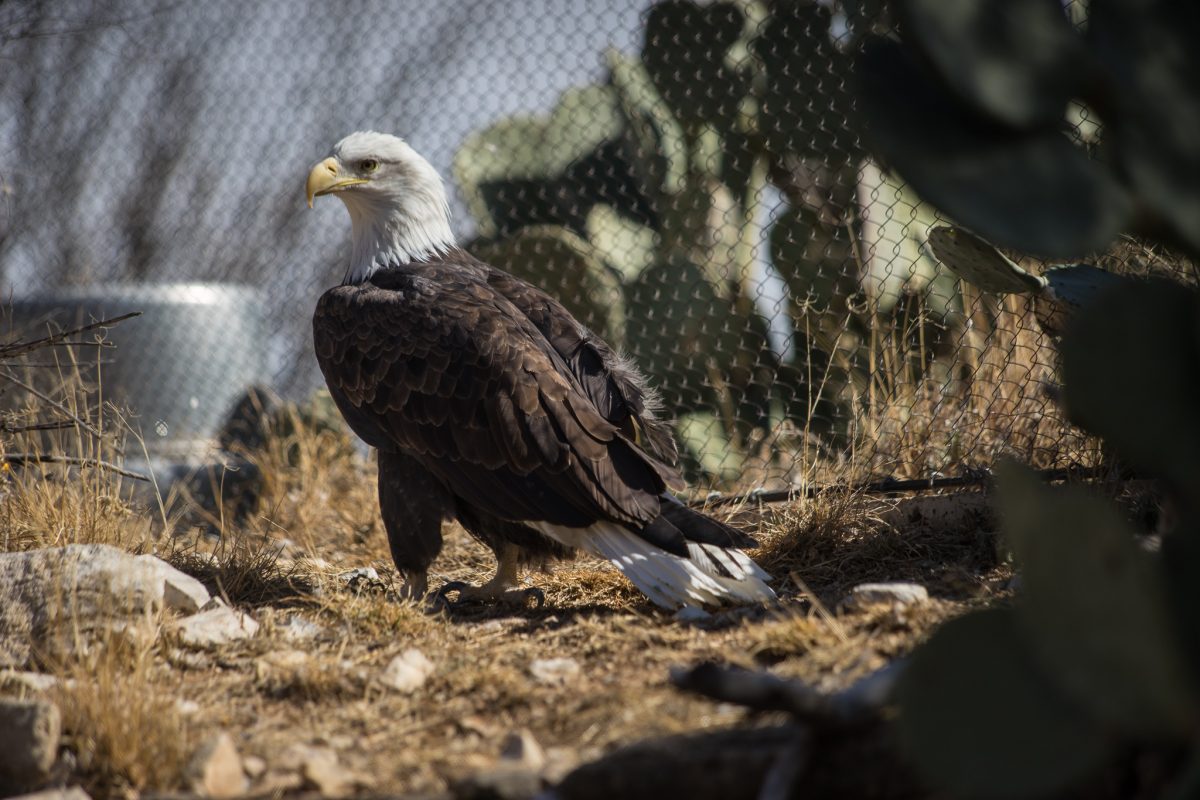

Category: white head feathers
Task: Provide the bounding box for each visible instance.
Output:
[312,131,455,284]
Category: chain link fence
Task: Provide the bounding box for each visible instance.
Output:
[0,0,1191,493]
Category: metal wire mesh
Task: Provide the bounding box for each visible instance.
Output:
[0,0,1190,491]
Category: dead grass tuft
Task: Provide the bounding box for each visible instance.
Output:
[752,490,1005,604]
[168,531,313,608]
[49,628,195,795]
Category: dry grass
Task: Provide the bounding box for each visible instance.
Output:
[0,307,1062,798]
[48,623,197,796]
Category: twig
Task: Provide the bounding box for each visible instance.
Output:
[2,453,149,481]
[0,311,141,359]
[0,419,77,433]
[0,370,106,442]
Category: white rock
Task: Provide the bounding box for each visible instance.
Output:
[277,615,323,642]
[279,744,358,797]
[241,754,267,779]
[0,698,61,782]
[6,787,92,800]
[173,605,259,648]
[185,731,248,799]
[0,544,212,667]
[499,729,546,771]
[845,581,929,608]
[529,657,580,686]
[176,699,201,715]
[339,566,380,585]
[0,670,59,694]
[379,648,434,693]
[133,553,211,613]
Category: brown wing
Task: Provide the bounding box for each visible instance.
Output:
[313,266,671,529]
[421,248,681,472]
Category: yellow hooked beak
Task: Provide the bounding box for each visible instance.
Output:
[305,157,368,208]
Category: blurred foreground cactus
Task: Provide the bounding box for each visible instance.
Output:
[454,0,967,482]
[852,1,1200,796]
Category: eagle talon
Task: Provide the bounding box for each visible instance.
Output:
[523,587,546,609]
[430,580,471,609]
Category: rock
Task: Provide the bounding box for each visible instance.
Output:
[844,582,929,608]
[0,698,61,785]
[277,614,323,642]
[0,670,59,694]
[500,729,546,771]
[380,648,434,693]
[279,743,361,797]
[541,746,581,785]
[529,657,580,686]
[452,764,542,800]
[176,699,201,715]
[6,787,92,800]
[173,604,259,648]
[673,605,712,625]
[241,754,267,779]
[339,566,380,585]
[0,544,212,667]
[184,731,248,799]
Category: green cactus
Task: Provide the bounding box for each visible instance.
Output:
[895,608,1112,799]
[769,206,856,314]
[453,84,623,238]
[928,224,1130,335]
[927,225,1044,295]
[751,1,861,166]
[642,1,749,134]
[606,48,689,202]
[471,226,625,346]
[857,164,962,320]
[859,37,1132,259]
[585,204,657,284]
[900,0,1086,129]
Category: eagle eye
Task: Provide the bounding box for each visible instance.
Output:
[360,159,380,173]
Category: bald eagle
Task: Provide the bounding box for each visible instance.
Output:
[305,131,774,609]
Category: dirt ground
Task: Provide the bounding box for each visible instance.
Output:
[0,395,1026,799]
[41,483,1014,797]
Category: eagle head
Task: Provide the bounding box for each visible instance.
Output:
[306,131,454,284]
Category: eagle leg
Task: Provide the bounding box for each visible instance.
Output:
[431,544,545,609]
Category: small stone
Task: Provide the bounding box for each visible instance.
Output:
[6,787,92,800]
[280,744,357,798]
[176,699,201,715]
[185,731,247,799]
[845,582,929,608]
[339,566,380,585]
[459,714,499,738]
[241,754,267,779]
[173,605,259,648]
[0,698,61,784]
[453,764,542,800]
[673,605,712,624]
[379,648,434,693]
[0,670,59,694]
[541,746,581,785]
[252,769,304,795]
[277,615,323,642]
[529,657,580,686]
[135,554,211,613]
[499,729,545,771]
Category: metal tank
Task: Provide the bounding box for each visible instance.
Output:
[6,283,268,459]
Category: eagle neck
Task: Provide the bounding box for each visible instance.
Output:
[343,202,455,285]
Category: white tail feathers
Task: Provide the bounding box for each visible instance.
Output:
[528,521,776,609]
